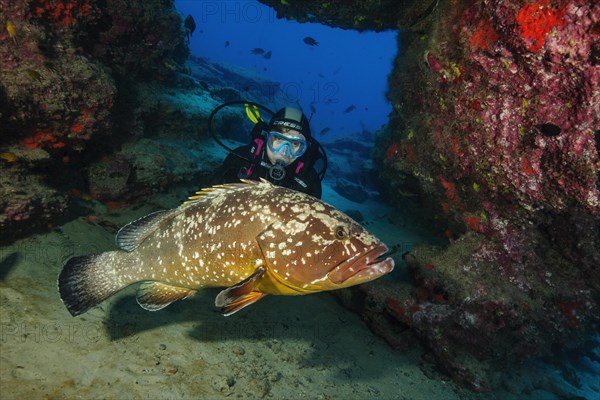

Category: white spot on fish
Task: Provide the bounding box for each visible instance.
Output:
[262,230,275,239]
[310,275,328,284]
[313,202,325,212]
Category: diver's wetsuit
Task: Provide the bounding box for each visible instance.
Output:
[215,144,322,199]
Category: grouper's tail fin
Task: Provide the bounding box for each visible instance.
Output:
[58,251,125,317]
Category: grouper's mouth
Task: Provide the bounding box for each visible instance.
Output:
[327,243,395,285]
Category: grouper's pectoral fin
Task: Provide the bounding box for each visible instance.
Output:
[215,266,267,316]
[136,282,196,311]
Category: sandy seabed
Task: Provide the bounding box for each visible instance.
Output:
[1,184,597,400]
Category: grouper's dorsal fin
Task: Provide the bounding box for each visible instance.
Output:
[179,179,269,207]
[116,209,179,251]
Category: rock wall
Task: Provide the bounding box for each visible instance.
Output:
[0,0,188,239]
[382,0,599,389]
[260,0,600,390]
[1,1,283,241]
[259,0,440,31]
[382,0,599,378]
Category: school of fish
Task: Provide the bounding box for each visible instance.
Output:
[58,179,394,316]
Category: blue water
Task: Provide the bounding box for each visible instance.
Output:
[176,0,397,139]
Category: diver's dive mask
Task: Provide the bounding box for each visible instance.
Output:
[266,131,308,158]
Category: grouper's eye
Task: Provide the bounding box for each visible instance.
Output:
[334,225,350,240]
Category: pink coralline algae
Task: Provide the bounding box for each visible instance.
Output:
[429,0,599,217]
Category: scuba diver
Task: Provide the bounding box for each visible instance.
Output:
[214,106,324,199]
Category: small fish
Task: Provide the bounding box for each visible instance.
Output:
[224,40,230,47]
[319,128,331,136]
[344,105,356,113]
[6,20,17,44]
[263,50,272,59]
[58,180,394,317]
[250,47,265,55]
[303,36,319,46]
[184,14,196,43]
[6,20,16,37]
[0,152,17,163]
[537,123,561,137]
[309,103,316,115]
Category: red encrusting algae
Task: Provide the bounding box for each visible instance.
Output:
[385,142,401,160]
[520,154,537,177]
[402,143,416,162]
[33,0,93,27]
[438,175,461,207]
[559,301,583,328]
[516,0,567,52]
[70,121,86,134]
[470,17,500,50]
[464,215,485,233]
[22,131,58,149]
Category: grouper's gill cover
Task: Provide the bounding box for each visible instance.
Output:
[58,179,394,317]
